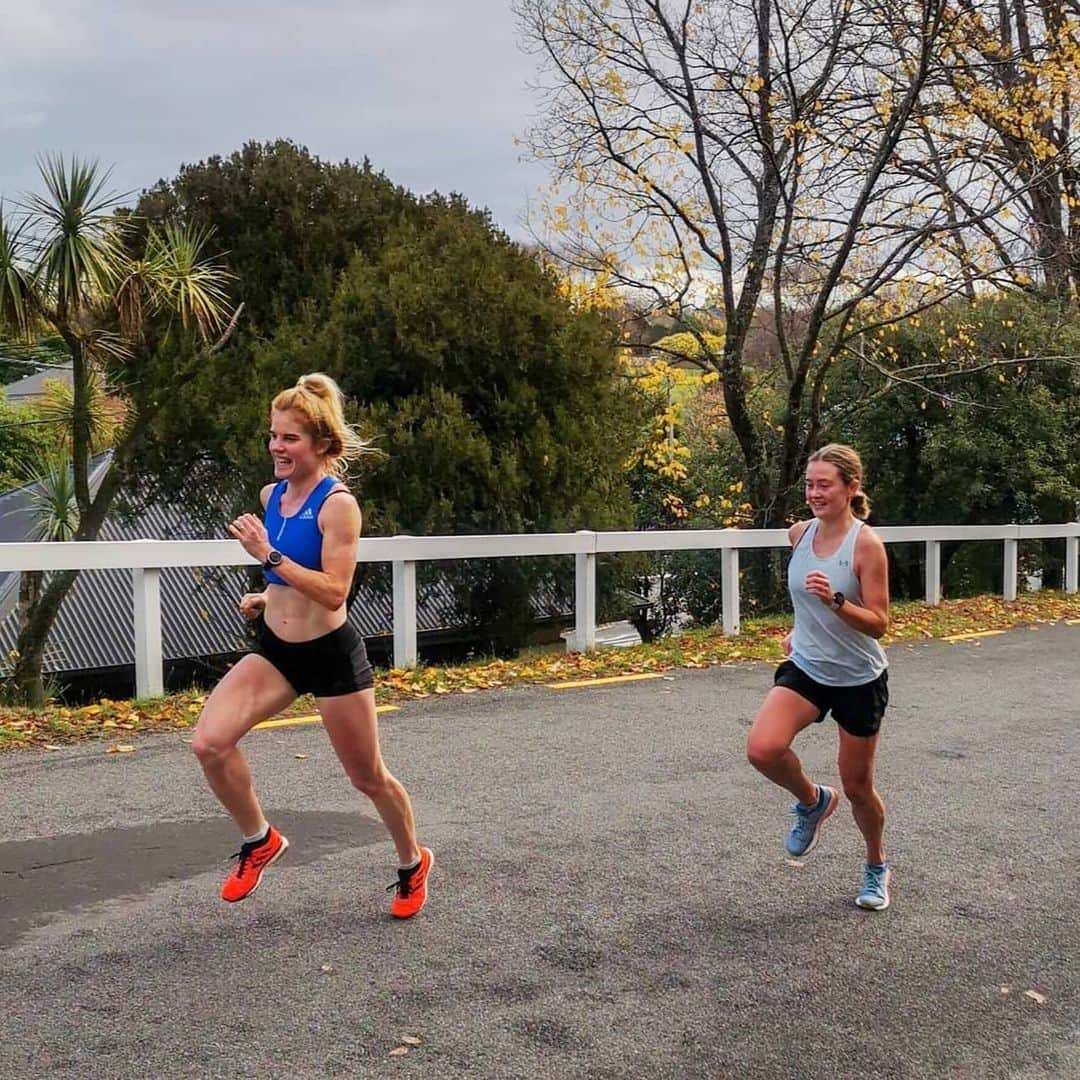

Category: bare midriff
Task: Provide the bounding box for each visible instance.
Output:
[264,583,347,643]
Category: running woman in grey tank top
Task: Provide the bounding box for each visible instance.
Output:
[746,444,893,911]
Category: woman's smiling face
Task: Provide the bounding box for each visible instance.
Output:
[805,458,858,519]
[268,409,327,480]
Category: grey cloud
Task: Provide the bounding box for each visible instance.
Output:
[0,0,548,237]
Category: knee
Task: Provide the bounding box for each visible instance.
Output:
[842,775,874,804]
[191,723,235,766]
[747,736,785,773]
[349,762,390,800]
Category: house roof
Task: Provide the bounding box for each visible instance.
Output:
[2,361,74,402]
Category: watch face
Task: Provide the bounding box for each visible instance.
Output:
[266,550,282,566]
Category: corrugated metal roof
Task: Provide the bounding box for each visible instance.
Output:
[0,465,571,677]
[2,361,74,401]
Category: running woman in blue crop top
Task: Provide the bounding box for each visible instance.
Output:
[746,444,893,911]
[192,373,433,918]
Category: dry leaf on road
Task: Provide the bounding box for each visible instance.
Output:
[400,1035,422,1046]
[389,1047,409,1057]
[294,754,309,760]
[106,744,136,754]
[1024,990,1047,1005]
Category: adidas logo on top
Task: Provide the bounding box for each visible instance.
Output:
[299,508,314,520]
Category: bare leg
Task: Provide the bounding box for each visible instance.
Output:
[838,728,886,864]
[191,654,297,836]
[319,689,421,865]
[746,687,823,806]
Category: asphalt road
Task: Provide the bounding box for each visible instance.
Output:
[1,625,1077,1079]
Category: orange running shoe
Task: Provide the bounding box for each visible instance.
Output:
[388,846,433,919]
[221,826,289,903]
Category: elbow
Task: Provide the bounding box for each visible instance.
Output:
[324,588,349,611]
[873,616,889,639]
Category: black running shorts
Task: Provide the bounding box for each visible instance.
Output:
[773,659,888,738]
[253,621,374,697]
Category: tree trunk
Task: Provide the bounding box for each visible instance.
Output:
[12,569,78,707]
[8,405,155,706]
[12,570,46,706]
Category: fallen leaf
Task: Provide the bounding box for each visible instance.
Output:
[43,744,62,751]
[106,744,136,754]
[389,1046,409,1057]
[400,1035,422,1046]
[999,987,1010,996]
[1024,989,1047,1005]
[294,753,309,760]
[320,963,334,974]
[784,858,805,868]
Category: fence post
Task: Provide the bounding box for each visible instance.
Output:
[924,540,942,605]
[571,531,597,652]
[392,558,418,669]
[1067,534,1079,595]
[133,567,164,699]
[1003,537,1019,602]
[721,547,740,636]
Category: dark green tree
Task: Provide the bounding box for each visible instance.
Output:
[833,295,1080,597]
[130,147,642,654]
[259,198,642,652]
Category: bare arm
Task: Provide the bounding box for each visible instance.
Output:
[788,520,813,547]
[228,488,360,612]
[805,527,890,638]
[783,520,814,653]
[844,528,890,638]
[236,485,278,619]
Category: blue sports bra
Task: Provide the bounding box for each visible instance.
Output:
[262,476,342,585]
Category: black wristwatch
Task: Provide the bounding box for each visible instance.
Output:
[831,591,845,611]
[263,549,283,571]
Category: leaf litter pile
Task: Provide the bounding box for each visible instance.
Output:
[2,591,1078,751]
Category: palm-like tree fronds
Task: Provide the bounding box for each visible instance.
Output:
[21,155,131,318]
[148,221,233,340]
[36,367,128,454]
[12,452,80,542]
[0,201,33,338]
[113,254,167,338]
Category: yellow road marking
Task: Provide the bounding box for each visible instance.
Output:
[943,629,1006,643]
[545,673,664,690]
[254,705,399,730]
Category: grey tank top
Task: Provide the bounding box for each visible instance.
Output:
[787,518,887,686]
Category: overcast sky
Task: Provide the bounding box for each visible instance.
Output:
[0,0,550,239]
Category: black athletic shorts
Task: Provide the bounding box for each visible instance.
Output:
[253,621,374,697]
[773,659,888,738]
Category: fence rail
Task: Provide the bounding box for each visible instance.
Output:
[1,523,1077,697]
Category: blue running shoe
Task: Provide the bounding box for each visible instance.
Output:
[856,862,891,910]
[784,785,839,857]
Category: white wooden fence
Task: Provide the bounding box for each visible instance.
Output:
[0,523,1077,698]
